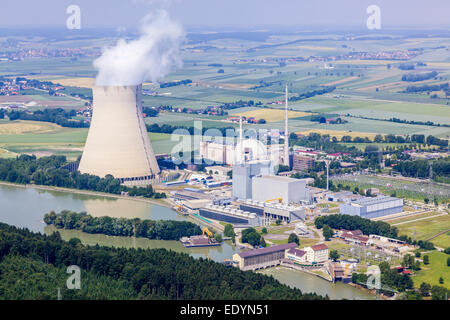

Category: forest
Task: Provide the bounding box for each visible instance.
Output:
[315,214,399,238]
[315,214,435,249]
[393,158,450,180]
[0,222,326,300]
[7,108,89,128]
[44,210,202,240]
[0,154,165,199]
[401,71,438,82]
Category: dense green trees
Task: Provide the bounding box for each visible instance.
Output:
[241,228,266,247]
[315,214,398,239]
[431,285,449,300]
[419,282,431,297]
[377,262,414,294]
[7,108,89,128]
[402,254,421,271]
[322,225,333,241]
[315,214,435,249]
[402,71,438,82]
[394,158,450,179]
[288,233,299,245]
[289,86,336,102]
[329,250,339,262]
[0,155,164,199]
[0,222,325,300]
[44,210,202,240]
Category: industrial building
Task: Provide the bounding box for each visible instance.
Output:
[232,243,297,271]
[232,160,272,200]
[251,175,312,204]
[200,141,236,165]
[239,199,306,224]
[79,85,160,184]
[292,154,315,171]
[326,191,362,203]
[171,188,210,201]
[339,196,403,219]
[198,204,259,227]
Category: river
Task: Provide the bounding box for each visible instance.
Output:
[0,183,375,300]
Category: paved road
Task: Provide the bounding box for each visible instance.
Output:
[391,212,448,226]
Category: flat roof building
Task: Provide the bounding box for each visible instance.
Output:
[339,196,403,219]
[252,175,312,204]
[238,199,306,224]
[199,204,259,227]
[232,243,297,271]
[232,160,272,200]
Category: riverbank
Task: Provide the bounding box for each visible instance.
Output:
[280,260,333,282]
[0,180,173,208]
[347,282,391,300]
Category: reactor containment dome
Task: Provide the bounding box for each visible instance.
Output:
[78,84,160,184]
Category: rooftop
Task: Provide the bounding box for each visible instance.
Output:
[256,175,307,183]
[238,243,297,258]
[352,195,401,206]
[286,248,306,258]
[310,243,329,251]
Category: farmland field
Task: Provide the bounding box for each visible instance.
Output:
[1,30,450,163]
[233,108,311,122]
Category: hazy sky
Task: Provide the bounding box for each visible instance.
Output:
[1,0,450,29]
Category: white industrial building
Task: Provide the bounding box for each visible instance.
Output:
[78,85,160,184]
[198,204,259,227]
[339,196,403,219]
[251,175,312,204]
[232,160,272,200]
[238,199,305,224]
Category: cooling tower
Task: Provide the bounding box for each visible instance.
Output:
[78,84,160,184]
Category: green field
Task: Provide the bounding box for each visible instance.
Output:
[0,120,178,159]
[392,214,450,248]
[412,251,450,289]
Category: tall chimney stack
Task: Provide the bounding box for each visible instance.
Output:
[284,84,289,167]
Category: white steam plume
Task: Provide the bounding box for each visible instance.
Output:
[94,10,184,86]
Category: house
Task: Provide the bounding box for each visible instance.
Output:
[339,230,369,246]
[285,248,307,264]
[304,244,329,263]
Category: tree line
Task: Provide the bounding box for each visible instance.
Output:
[402,71,438,82]
[6,108,89,128]
[0,154,165,199]
[44,210,201,240]
[315,214,436,249]
[288,86,336,102]
[315,214,399,239]
[0,222,326,300]
[393,158,450,180]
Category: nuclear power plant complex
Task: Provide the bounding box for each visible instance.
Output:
[78,84,160,185]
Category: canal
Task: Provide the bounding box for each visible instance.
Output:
[0,183,375,300]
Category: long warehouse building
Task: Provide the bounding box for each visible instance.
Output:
[232,243,297,271]
[339,196,403,219]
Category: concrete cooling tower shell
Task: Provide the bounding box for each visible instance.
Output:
[78,85,160,183]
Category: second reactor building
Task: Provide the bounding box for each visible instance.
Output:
[78,84,160,185]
